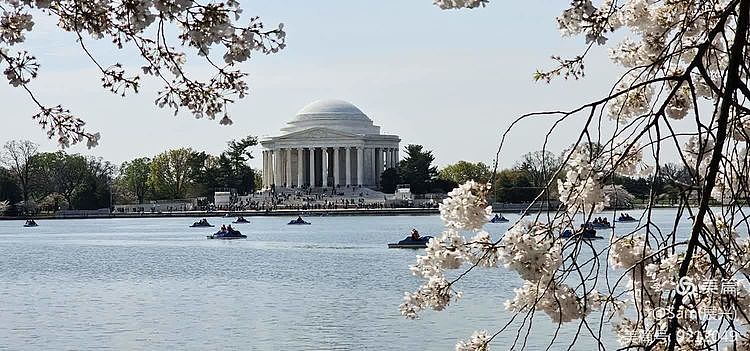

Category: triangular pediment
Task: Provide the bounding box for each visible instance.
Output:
[274,127,361,141]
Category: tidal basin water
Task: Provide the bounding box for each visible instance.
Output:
[0,210,691,350]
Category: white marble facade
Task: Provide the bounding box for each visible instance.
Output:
[260,99,400,189]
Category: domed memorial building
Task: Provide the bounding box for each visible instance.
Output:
[260,99,401,189]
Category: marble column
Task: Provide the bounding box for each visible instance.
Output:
[377,148,384,184]
[261,150,268,188]
[333,147,340,187]
[322,148,329,187]
[297,148,304,187]
[284,148,292,188]
[375,148,380,181]
[345,147,352,186]
[271,149,281,186]
[357,147,364,186]
[369,148,376,185]
[309,148,316,187]
[262,151,267,188]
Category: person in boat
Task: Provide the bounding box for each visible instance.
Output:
[602,218,610,226]
[575,224,586,234]
[295,216,304,224]
[410,228,420,241]
[227,225,234,234]
[584,223,597,238]
[220,224,227,232]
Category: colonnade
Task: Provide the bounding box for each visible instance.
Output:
[262,146,399,188]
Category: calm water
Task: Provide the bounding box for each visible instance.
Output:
[0,209,691,350]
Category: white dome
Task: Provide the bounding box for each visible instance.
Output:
[280,99,380,135]
[294,99,370,121]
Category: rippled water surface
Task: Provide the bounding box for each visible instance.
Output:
[0,210,688,350]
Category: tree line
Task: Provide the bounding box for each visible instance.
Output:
[0,136,259,215]
[390,146,693,205]
[0,139,692,215]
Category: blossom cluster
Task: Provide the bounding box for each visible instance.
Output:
[455,330,490,351]
[557,145,610,215]
[401,182,497,322]
[1,0,285,148]
[551,0,732,124]
[439,181,493,231]
[405,177,750,349]
[422,0,750,348]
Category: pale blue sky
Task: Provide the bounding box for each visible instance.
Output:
[0,0,626,170]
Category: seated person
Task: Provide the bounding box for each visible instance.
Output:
[227,225,234,233]
[410,228,420,240]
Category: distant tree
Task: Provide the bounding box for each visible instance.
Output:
[493,169,535,202]
[438,161,491,184]
[119,157,152,204]
[149,148,194,199]
[0,167,21,205]
[516,150,563,189]
[398,144,438,194]
[221,135,258,195]
[49,153,89,209]
[0,140,39,210]
[72,157,115,209]
[430,178,459,194]
[112,177,137,205]
[603,184,635,209]
[37,193,68,212]
[225,136,258,167]
[188,151,221,198]
[380,168,401,193]
[660,162,693,184]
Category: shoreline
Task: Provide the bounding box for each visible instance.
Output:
[0,208,441,220]
[0,203,689,221]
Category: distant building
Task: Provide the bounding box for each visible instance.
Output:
[260,99,401,189]
[395,184,413,201]
[214,191,232,207]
